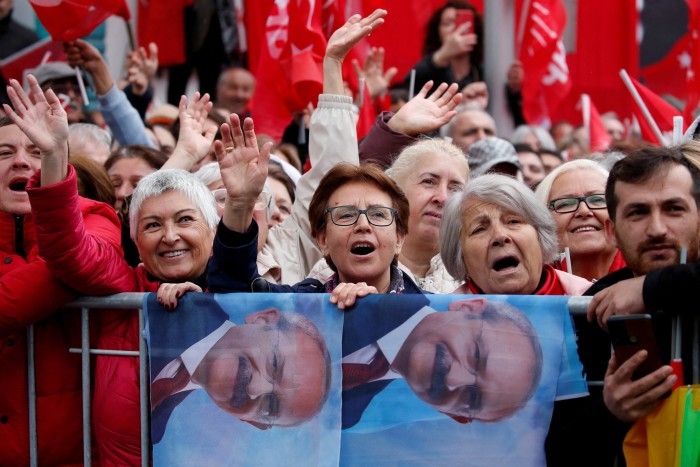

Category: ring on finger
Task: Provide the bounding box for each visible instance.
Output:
[225,146,235,152]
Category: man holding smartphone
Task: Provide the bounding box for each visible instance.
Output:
[547,144,700,467]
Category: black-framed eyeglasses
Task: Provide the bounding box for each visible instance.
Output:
[326,205,397,227]
[548,194,607,213]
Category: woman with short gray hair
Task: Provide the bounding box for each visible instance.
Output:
[440,174,591,295]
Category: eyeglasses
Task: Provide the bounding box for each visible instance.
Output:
[212,189,272,212]
[548,194,607,213]
[326,205,397,227]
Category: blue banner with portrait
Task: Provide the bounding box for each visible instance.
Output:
[144,293,586,467]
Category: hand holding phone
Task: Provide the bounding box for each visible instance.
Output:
[454,10,474,35]
[608,314,664,381]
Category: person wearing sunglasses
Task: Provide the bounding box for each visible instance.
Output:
[535,159,626,282]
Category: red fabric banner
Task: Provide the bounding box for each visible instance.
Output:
[29,0,130,41]
[627,76,682,145]
[137,0,193,67]
[581,94,611,153]
[550,0,638,127]
[517,0,570,125]
[251,0,327,142]
[0,38,67,83]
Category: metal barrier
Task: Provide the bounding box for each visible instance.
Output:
[23,293,596,467]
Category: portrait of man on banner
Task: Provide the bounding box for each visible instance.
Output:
[145,292,342,467]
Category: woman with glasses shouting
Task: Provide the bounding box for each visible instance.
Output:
[535,159,626,282]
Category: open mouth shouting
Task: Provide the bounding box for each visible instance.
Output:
[491,255,520,274]
[350,241,376,256]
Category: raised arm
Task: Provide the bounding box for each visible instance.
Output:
[163,92,217,170]
[359,80,463,167]
[5,75,133,295]
[216,114,272,233]
[64,39,155,148]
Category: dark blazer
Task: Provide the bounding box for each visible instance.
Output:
[341,294,430,429]
[147,294,229,443]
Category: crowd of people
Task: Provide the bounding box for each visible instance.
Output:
[1,2,698,466]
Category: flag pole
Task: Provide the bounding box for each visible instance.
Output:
[408,69,416,100]
[515,0,531,59]
[125,19,136,51]
[673,116,684,145]
[619,69,668,145]
[581,94,591,150]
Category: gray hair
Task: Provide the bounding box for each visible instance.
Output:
[129,169,219,240]
[388,138,468,187]
[68,123,112,151]
[193,162,222,187]
[534,159,609,206]
[192,162,276,221]
[440,174,559,280]
[510,124,556,152]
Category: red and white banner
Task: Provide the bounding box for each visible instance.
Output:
[0,38,67,84]
[251,0,327,141]
[517,0,570,126]
[29,0,130,41]
[625,74,682,145]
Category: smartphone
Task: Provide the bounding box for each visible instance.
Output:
[454,9,474,35]
[608,314,664,380]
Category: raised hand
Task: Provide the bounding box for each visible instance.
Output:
[64,39,113,95]
[387,81,463,136]
[164,93,217,170]
[324,9,387,95]
[214,114,272,232]
[433,23,477,67]
[126,43,159,96]
[353,47,398,99]
[4,75,69,185]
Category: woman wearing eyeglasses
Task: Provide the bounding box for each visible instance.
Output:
[535,159,626,282]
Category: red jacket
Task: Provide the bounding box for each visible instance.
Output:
[0,176,122,466]
[27,166,162,466]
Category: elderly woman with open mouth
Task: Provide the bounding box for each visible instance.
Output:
[441,173,591,295]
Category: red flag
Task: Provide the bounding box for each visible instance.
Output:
[29,0,130,41]
[517,0,570,125]
[356,81,376,140]
[137,0,193,67]
[550,0,638,128]
[580,94,611,152]
[0,39,67,84]
[251,0,327,142]
[640,1,700,112]
[684,2,700,120]
[625,75,682,145]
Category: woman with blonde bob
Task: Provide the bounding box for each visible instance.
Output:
[441,174,591,295]
[387,138,469,292]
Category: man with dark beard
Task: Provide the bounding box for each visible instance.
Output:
[547,143,700,467]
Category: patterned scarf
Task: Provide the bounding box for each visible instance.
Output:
[323,264,405,294]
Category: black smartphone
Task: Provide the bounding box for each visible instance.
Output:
[608,314,665,380]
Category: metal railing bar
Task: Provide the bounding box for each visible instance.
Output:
[66,293,146,309]
[68,348,140,356]
[81,308,91,466]
[27,325,38,467]
[139,309,150,467]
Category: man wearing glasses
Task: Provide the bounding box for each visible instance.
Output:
[148,294,331,443]
[342,297,542,429]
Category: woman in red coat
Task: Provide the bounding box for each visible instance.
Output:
[5,75,220,465]
[0,113,123,464]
